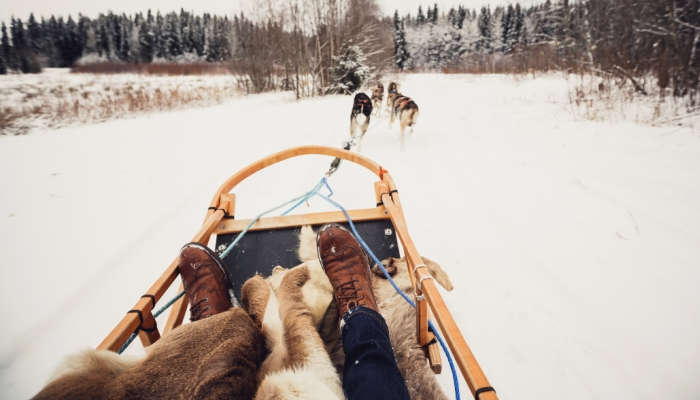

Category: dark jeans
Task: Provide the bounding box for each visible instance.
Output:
[341,306,411,400]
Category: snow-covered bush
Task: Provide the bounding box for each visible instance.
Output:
[75,53,113,66]
[153,52,205,64]
[405,23,475,70]
[327,44,370,95]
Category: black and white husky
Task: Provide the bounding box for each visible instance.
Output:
[350,92,373,141]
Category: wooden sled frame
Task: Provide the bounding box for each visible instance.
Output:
[97,146,497,400]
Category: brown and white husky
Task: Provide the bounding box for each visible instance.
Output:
[387,87,419,146]
[370,82,384,115]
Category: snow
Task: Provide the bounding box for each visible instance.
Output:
[1,73,699,399]
[0,69,241,135]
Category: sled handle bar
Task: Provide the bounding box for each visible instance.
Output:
[207,145,397,212]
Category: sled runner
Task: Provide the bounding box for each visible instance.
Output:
[97,146,497,400]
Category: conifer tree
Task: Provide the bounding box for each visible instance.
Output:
[328,43,370,94]
[96,21,110,58]
[45,16,59,65]
[417,6,426,25]
[118,15,131,61]
[457,6,467,29]
[27,14,42,55]
[393,11,409,70]
[501,5,515,53]
[533,0,556,43]
[139,18,155,62]
[78,15,91,54]
[154,12,165,59]
[513,4,525,48]
[10,18,26,53]
[477,7,493,54]
[11,18,41,72]
[164,12,182,59]
[1,22,11,70]
[59,16,83,66]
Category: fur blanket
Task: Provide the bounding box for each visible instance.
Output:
[32,308,264,400]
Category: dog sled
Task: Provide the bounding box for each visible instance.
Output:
[98,146,497,400]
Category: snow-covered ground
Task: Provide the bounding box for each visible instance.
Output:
[0,69,242,135]
[1,73,699,399]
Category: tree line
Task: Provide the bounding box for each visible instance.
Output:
[226,0,392,97]
[1,0,697,100]
[0,1,392,98]
[393,0,699,98]
[0,10,234,73]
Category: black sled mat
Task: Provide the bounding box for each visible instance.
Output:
[215,219,401,299]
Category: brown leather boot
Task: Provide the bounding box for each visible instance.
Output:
[317,224,378,319]
[178,243,233,322]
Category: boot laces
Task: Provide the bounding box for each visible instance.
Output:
[190,297,211,320]
[335,278,364,307]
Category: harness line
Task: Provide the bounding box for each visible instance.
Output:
[117,174,461,400]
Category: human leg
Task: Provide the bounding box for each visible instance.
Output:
[317,224,410,400]
[341,306,410,400]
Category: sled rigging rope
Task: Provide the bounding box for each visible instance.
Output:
[118,180,331,355]
[118,176,462,400]
[313,178,462,400]
[218,175,462,400]
[327,113,384,176]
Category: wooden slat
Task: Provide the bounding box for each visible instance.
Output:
[220,193,236,217]
[214,207,389,234]
[163,282,188,335]
[382,190,498,400]
[137,312,160,346]
[426,332,443,374]
[97,210,225,352]
[417,294,429,345]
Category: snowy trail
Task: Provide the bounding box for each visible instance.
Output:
[1,73,699,399]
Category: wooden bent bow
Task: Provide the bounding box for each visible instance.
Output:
[97,145,497,400]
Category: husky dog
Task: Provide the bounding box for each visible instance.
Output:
[370,82,384,115]
[387,81,399,95]
[387,89,419,145]
[350,92,373,141]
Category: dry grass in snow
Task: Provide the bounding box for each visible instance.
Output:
[0,69,243,135]
[567,74,699,128]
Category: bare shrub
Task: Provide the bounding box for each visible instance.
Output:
[0,108,29,135]
[567,73,699,126]
[0,71,243,135]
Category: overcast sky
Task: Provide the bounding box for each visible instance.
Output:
[1,0,544,24]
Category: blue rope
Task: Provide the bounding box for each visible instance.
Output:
[218,179,327,260]
[314,177,461,400]
[119,176,462,400]
[118,181,328,355]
